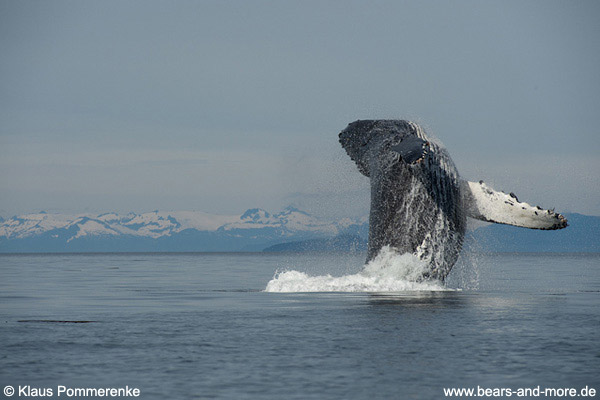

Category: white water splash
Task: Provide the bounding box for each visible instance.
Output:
[265,246,451,292]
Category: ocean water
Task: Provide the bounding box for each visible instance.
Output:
[0,252,599,399]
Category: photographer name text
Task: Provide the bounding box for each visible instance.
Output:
[4,385,140,398]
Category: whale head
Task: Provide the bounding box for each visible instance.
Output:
[339,120,430,177]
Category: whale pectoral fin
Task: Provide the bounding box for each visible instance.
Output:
[461,180,568,230]
[391,137,429,164]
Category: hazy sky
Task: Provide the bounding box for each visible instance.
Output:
[1,0,599,218]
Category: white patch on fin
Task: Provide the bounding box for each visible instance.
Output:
[462,181,568,230]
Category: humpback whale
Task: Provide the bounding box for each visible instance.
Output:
[339,120,567,281]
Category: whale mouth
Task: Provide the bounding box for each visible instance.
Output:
[391,136,430,164]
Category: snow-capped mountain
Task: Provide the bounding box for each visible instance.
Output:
[1,209,597,253]
[219,207,342,235]
[0,207,368,252]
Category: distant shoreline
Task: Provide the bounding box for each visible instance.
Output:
[1,212,597,253]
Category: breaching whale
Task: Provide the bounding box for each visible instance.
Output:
[339,120,567,281]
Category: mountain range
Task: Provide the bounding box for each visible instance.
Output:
[465,213,599,253]
[0,209,596,253]
[0,207,367,253]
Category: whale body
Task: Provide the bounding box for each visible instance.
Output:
[339,120,567,281]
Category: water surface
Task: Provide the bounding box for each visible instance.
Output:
[1,252,599,399]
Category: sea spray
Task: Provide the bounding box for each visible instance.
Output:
[265,246,451,292]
